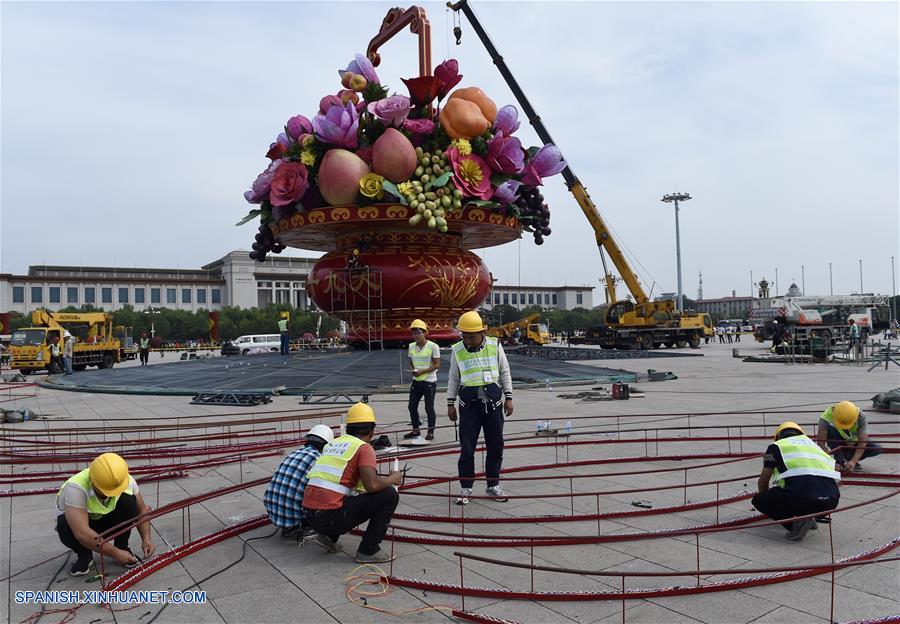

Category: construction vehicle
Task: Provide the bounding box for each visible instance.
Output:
[448,0,710,349]
[487,313,550,346]
[750,293,890,344]
[9,310,123,374]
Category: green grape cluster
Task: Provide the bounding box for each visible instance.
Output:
[405,146,463,233]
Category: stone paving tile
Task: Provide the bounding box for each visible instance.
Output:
[739,576,900,622]
[211,581,333,624]
[745,605,828,623]
[646,587,782,624]
[592,600,705,623]
[473,598,582,624]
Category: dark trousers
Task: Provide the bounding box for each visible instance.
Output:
[823,424,882,463]
[408,381,436,432]
[458,399,505,489]
[139,349,149,365]
[752,488,838,529]
[306,488,399,555]
[56,493,139,557]
[280,332,290,355]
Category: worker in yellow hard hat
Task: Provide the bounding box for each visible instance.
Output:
[405,319,441,442]
[817,400,881,471]
[56,453,156,576]
[303,403,403,564]
[447,310,514,505]
[752,422,841,542]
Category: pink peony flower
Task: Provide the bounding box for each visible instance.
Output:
[312,102,359,149]
[269,162,310,207]
[244,159,283,204]
[403,118,435,146]
[367,95,412,128]
[447,147,492,200]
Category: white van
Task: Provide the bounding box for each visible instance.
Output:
[231,334,282,355]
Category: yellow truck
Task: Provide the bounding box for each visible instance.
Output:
[10,310,123,374]
[487,313,550,346]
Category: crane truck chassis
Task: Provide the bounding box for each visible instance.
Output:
[10,310,123,374]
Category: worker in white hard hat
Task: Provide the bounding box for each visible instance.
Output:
[303,403,403,563]
[263,424,336,539]
[447,310,513,505]
[56,453,156,576]
[817,401,881,471]
[752,422,841,543]
[405,319,441,441]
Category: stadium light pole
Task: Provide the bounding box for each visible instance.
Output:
[661,192,691,313]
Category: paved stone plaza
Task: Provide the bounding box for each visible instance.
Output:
[2,338,898,624]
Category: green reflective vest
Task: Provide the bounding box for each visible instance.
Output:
[140,338,149,349]
[772,435,841,489]
[58,469,133,519]
[305,435,367,497]
[451,337,500,387]
[408,340,438,381]
[278,319,288,332]
[821,405,859,441]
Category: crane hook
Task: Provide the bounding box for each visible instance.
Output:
[453,25,462,45]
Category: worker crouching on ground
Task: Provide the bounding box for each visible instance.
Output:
[447,310,513,505]
[752,421,841,542]
[406,319,441,441]
[56,453,156,576]
[263,424,335,539]
[303,403,403,563]
[817,400,881,471]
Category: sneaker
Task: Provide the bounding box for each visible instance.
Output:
[787,519,815,542]
[403,430,421,439]
[485,485,509,502]
[70,554,94,576]
[355,549,395,564]
[281,526,300,538]
[455,488,472,505]
[314,534,343,554]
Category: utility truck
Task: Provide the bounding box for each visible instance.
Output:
[751,295,890,345]
[487,313,550,346]
[10,310,123,374]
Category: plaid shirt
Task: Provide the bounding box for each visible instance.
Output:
[263,445,320,528]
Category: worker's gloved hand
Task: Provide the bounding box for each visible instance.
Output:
[447,405,457,422]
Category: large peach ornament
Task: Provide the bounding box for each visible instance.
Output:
[317,149,371,206]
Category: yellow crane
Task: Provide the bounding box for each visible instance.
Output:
[10,310,123,374]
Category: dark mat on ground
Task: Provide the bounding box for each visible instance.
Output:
[39,349,641,396]
[514,346,703,360]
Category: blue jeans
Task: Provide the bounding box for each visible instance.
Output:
[280,332,290,355]
[63,356,73,375]
[824,424,881,463]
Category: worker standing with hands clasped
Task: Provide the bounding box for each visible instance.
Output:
[817,400,881,471]
[55,453,156,576]
[406,319,441,441]
[752,422,841,542]
[447,310,513,505]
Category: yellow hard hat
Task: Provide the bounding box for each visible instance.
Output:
[346,402,376,424]
[773,421,805,441]
[409,319,428,332]
[457,310,485,333]
[833,401,859,429]
[89,453,130,497]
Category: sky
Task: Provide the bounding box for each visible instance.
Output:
[1,1,898,302]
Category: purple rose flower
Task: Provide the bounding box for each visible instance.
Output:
[493,105,521,137]
[244,159,283,204]
[286,115,312,140]
[338,53,380,85]
[522,143,567,186]
[367,95,412,128]
[312,102,359,149]
[492,179,522,205]
[319,94,342,114]
[486,134,525,174]
[403,117,436,146]
[434,59,462,100]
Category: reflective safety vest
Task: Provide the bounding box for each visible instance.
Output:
[451,337,500,387]
[140,338,149,349]
[278,319,288,332]
[408,340,438,381]
[821,405,859,441]
[305,435,367,497]
[57,469,133,519]
[772,435,841,488]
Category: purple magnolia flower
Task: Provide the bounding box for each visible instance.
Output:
[367,95,411,127]
[522,143,567,186]
[312,102,359,149]
[244,159,283,204]
[434,59,462,99]
[286,115,313,140]
[338,53,380,85]
[492,179,522,205]
[493,105,520,136]
[486,134,525,174]
[276,132,290,147]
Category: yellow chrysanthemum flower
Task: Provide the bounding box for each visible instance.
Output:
[397,181,414,197]
[458,158,484,186]
[451,138,472,156]
[300,151,316,166]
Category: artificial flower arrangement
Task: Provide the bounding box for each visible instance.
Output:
[240,54,566,261]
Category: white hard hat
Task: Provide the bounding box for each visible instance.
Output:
[306,424,334,444]
[64,331,72,338]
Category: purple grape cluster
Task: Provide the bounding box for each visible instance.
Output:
[249,223,285,262]
[515,187,552,245]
